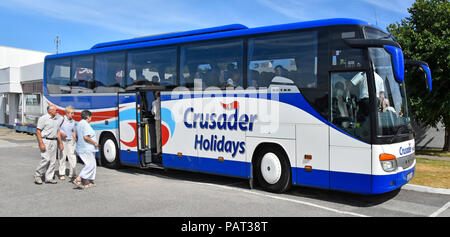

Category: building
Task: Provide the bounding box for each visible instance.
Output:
[0,46,50,132]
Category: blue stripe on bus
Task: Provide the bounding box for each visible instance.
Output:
[112,149,415,194]
[91,120,118,131]
[161,152,414,194]
[163,153,251,178]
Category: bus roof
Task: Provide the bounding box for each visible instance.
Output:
[91,24,248,49]
[46,18,379,60]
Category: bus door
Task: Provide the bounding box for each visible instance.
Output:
[118,92,140,166]
[137,90,162,166]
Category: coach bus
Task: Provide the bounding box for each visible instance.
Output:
[43,18,432,194]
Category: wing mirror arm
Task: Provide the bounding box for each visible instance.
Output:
[405,60,432,92]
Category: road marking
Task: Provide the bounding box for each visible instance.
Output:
[144,170,369,217]
[194,181,369,217]
[429,201,450,217]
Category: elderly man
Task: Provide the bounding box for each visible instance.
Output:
[58,106,77,181]
[34,105,64,184]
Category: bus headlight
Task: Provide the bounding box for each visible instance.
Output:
[379,153,397,172]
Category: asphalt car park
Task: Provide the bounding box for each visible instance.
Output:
[0,129,449,217]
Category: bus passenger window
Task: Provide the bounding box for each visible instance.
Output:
[180,40,243,90]
[46,58,71,94]
[71,56,94,94]
[247,32,318,89]
[94,52,125,93]
[126,47,177,89]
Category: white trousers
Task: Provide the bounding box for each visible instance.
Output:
[58,139,77,176]
[78,152,96,181]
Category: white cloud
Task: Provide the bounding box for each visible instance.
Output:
[255,0,414,29]
[360,0,413,15]
[0,0,213,36]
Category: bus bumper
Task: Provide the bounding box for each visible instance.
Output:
[371,164,415,194]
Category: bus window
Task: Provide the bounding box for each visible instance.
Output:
[95,52,125,93]
[247,32,318,89]
[126,47,177,89]
[71,56,94,94]
[180,40,243,90]
[46,58,71,94]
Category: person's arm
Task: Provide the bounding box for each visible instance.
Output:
[73,131,77,142]
[57,130,64,151]
[84,135,98,147]
[36,129,46,151]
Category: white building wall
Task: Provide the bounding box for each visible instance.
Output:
[0,46,50,127]
[21,62,45,82]
[0,46,49,69]
[0,67,22,93]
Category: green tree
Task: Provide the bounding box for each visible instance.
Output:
[387,0,450,151]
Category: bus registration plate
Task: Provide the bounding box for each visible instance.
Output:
[407,172,413,181]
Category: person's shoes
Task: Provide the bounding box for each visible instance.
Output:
[45,179,58,184]
[59,175,65,180]
[34,177,43,185]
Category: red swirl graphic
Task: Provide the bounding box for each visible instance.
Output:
[161,124,170,147]
[120,122,137,147]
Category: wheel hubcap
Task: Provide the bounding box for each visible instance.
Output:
[103,139,116,163]
[260,152,282,184]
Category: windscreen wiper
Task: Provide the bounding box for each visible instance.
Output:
[389,125,411,143]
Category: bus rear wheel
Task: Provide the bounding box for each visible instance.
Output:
[255,146,291,193]
[100,133,120,169]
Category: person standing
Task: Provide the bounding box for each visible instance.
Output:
[34,105,64,184]
[73,110,98,189]
[151,91,161,154]
[58,106,77,181]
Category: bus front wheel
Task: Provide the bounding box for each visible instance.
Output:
[254,146,291,193]
[100,133,120,169]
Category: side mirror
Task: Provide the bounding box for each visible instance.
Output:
[344,39,405,83]
[405,60,432,92]
[384,45,405,83]
[344,39,432,92]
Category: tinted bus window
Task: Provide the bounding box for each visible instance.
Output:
[248,32,318,89]
[126,47,177,89]
[180,40,243,89]
[95,52,125,93]
[46,58,71,94]
[71,56,94,94]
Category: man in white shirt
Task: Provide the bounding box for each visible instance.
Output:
[152,91,161,154]
[34,105,64,184]
[347,70,386,126]
[350,70,386,101]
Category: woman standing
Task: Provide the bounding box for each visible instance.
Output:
[73,110,98,189]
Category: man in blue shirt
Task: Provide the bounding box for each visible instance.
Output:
[58,106,77,180]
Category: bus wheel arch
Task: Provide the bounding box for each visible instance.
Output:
[251,143,292,193]
[99,131,121,169]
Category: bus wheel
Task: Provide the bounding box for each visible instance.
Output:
[100,133,120,169]
[255,146,291,193]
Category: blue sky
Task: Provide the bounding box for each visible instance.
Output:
[0,0,415,54]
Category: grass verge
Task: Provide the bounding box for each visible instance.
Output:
[411,157,450,189]
[416,149,450,157]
